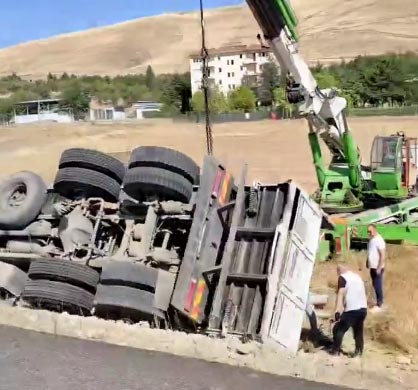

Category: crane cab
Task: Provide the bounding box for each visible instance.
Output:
[369,134,418,202]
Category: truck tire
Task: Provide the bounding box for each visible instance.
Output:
[123,167,192,203]
[99,262,157,292]
[59,148,126,184]
[28,258,99,293]
[54,167,121,202]
[128,146,199,184]
[22,279,94,315]
[0,262,27,298]
[0,171,47,230]
[94,284,164,321]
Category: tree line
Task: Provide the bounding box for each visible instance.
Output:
[0,66,191,120]
[193,52,418,115]
[0,52,417,121]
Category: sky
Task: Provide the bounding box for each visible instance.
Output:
[0,0,243,48]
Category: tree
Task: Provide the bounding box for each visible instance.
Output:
[0,97,15,123]
[145,65,156,90]
[192,88,228,114]
[60,82,90,119]
[258,62,280,106]
[313,70,340,89]
[161,73,192,113]
[273,87,293,118]
[228,86,257,112]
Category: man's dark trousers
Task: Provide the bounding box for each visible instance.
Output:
[332,308,367,355]
[370,268,384,307]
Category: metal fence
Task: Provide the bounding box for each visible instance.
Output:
[348,105,418,117]
[140,105,418,123]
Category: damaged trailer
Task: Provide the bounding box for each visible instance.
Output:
[0,147,322,354]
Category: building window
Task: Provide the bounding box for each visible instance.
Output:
[219,68,222,73]
[231,72,235,77]
[240,66,243,71]
[231,60,234,65]
[219,80,222,85]
[227,60,230,65]
[240,54,243,59]
[227,72,231,77]
[218,56,221,60]
[253,53,256,61]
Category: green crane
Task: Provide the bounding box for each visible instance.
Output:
[245,0,418,214]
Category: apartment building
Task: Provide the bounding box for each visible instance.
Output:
[189,45,276,95]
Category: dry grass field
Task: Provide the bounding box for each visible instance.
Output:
[2,116,418,188]
[0,0,416,78]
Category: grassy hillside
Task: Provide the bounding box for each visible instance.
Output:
[0,0,416,78]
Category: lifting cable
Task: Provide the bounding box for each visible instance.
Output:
[199,0,214,155]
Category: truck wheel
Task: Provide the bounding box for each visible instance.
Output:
[59,148,126,184]
[28,258,99,293]
[94,284,164,321]
[22,279,94,315]
[0,171,47,230]
[128,146,200,185]
[123,167,192,203]
[54,167,121,202]
[0,262,27,298]
[99,261,157,291]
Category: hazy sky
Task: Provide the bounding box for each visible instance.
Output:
[0,0,243,48]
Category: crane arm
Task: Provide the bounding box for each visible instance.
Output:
[246,0,351,162]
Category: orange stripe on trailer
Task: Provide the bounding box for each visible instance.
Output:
[190,279,207,320]
[218,173,231,206]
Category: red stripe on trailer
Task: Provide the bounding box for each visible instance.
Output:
[184,279,197,312]
[211,170,224,198]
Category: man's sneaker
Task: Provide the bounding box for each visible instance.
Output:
[370,305,383,314]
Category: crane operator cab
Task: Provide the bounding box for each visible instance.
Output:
[369,133,418,202]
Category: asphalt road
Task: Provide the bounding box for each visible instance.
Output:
[0,326,351,390]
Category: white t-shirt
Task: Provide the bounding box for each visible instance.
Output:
[340,271,368,312]
[367,234,386,269]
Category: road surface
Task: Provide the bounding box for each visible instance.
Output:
[0,326,351,390]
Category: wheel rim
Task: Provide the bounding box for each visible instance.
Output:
[8,184,27,207]
[0,184,27,210]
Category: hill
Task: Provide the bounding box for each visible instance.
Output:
[0,0,416,78]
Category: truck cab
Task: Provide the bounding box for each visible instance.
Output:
[369,134,418,203]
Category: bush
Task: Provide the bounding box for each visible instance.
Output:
[228,86,257,112]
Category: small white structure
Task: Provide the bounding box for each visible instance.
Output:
[14,99,73,124]
[89,99,126,121]
[133,101,163,119]
[190,45,277,95]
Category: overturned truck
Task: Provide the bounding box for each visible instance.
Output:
[0,147,322,353]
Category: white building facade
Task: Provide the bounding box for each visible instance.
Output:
[190,45,276,96]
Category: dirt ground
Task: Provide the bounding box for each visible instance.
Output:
[1,116,418,389]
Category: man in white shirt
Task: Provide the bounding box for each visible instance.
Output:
[331,264,368,356]
[367,224,386,311]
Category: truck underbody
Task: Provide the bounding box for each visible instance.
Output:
[0,146,322,354]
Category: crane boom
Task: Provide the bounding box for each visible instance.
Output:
[245,0,365,212]
[246,0,349,158]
